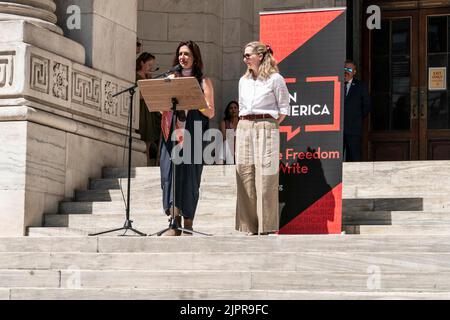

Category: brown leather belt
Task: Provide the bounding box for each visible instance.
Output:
[239,114,274,120]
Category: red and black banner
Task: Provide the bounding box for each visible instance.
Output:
[260,8,346,234]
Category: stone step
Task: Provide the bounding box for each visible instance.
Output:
[44,214,235,228]
[344,225,450,235]
[0,237,99,253]
[70,194,450,215]
[343,197,450,213]
[343,161,450,181]
[0,270,60,288]
[104,162,450,180]
[31,224,450,238]
[345,185,450,199]
[3,235,450,253]
[59,201,235,215]
[73,193,425,212]
[5,288,450,300]
[93,174,450,193]
[45,211,450,230]
[0,252,449,272]
[342,198,424,212]
[344,211,450,225]
[84,179,450,207]
[102,166,236,179]
[74,189,236,203]
[2,270,450,291]
[27,226,241,237]
[0,289,9,300]
[89,177,235,190]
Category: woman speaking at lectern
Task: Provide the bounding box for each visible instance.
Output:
[159,40,215,236]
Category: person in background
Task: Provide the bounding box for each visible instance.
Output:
[219,100,239,164]
[136,52,162,166]
[136,39,142,56]
[343,60,371,162]
[160,40,215,236]
[235,41,289,236]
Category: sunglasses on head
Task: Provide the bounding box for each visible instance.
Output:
[344,67,353,73]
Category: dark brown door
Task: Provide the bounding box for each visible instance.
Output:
[421,8,450,159]
[362,2,450,160]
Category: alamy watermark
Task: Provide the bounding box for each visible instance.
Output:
[366,5,381,30]
[168,121,280,176]
[66,5,81,30]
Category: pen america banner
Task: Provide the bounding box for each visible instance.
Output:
[260,8,346,234]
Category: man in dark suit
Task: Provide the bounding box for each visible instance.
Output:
[344,60,371,162]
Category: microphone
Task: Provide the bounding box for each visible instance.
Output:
[154,64,182,79]
[168,64,182,73]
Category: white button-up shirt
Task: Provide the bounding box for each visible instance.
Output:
[238,72,290,119]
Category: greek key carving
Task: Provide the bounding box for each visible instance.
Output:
[30,54,50,94]
[72,70,101,110]
[118,89,132,120]
[0,51,15,89]
[52,62,69,101]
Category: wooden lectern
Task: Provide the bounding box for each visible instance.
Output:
[138,77,207,112]
[137,77,211,237]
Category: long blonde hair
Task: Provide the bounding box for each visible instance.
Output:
[244,41,279,80]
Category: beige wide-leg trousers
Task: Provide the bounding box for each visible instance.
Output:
[235,118,280,234]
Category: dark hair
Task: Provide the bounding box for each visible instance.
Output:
[345,59,356,67]
[173,40,204,84]
[136,52,155,72]
[224,101,239,121]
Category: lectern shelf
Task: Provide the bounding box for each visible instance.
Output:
[137,77,208,112]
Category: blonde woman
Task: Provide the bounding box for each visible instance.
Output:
[235,41,290,236]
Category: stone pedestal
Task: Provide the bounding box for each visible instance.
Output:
[0,2,145,237]
[0,0,63,34]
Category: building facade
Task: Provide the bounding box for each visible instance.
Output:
[1,0,449,236]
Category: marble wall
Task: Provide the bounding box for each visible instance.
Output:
[56,0,137,82]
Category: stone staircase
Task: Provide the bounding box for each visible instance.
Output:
[1,235,450,299]
[28,161,450,236]
[1,161,450,300]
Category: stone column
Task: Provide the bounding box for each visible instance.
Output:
[0,0,63,34]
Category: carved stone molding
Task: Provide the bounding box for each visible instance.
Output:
[72,71,101,111]
[119,93,133,122]
[0,51,15,88]
[1,44,137,130]
[52,62,68,101]
[30,54,50,94]
[104,81,118,116]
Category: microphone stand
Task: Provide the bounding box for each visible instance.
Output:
[89,84,146,237]
[89,66,182,237]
